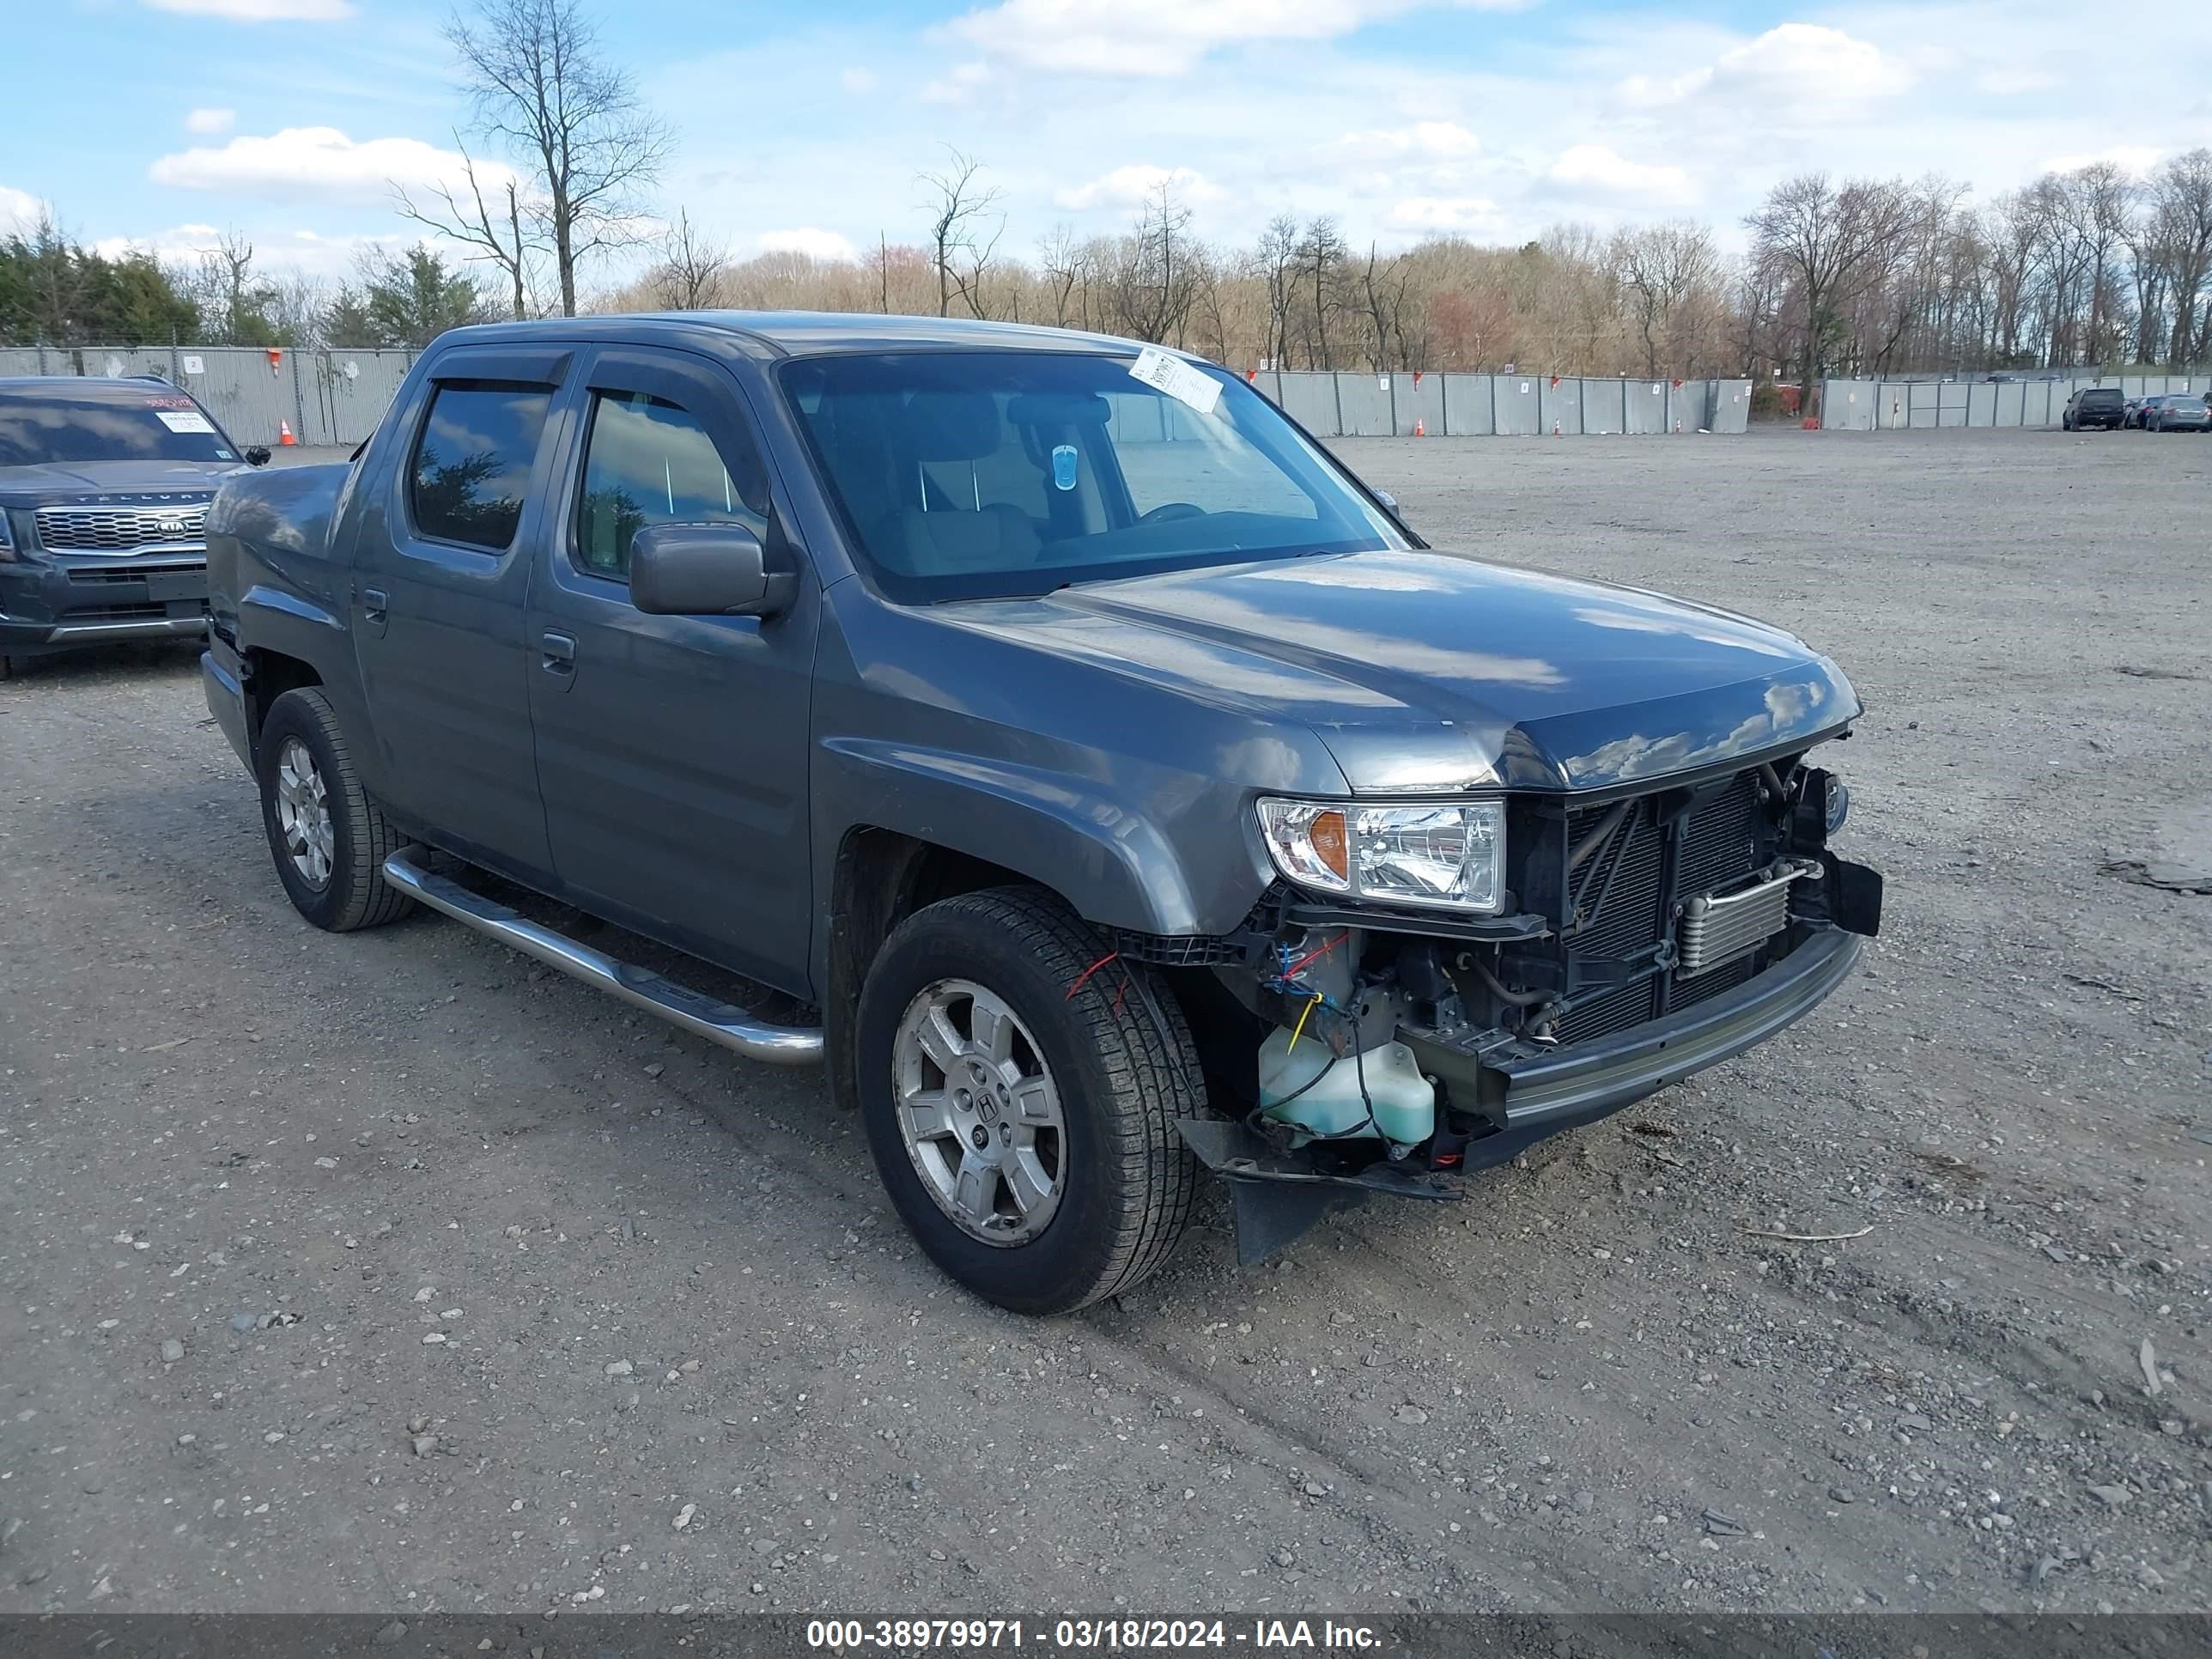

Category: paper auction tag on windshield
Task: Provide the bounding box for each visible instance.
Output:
[1128,347,1221,416]
[155,410,215,434]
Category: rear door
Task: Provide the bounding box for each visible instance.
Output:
[523,345,819,995]
[351,344,574,878]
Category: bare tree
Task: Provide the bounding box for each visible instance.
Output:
[2148,149,2212,366]
[1036,223,1086,328]
[1745,173,1915,406]
[1103,177,1200,345]
[1254,214,1299,369]
[1295,216,1347,368]
[441,0,672,317]
[646,209,726,309]
[187,230,283,344]
[918,149,1004,319]
[1354,241,1415,371]
[394,134,538,319]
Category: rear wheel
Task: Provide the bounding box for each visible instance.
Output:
[256,687,415,933]
[855,887,1205,1314]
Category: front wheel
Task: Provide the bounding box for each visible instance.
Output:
[256,687,415,932]
[854,887,1205,1315]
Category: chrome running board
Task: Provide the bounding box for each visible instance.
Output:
[380,848,823,1066]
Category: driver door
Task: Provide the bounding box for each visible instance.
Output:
[524,346,819,996]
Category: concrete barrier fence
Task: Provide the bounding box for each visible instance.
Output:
[0,343,417,447]
[1819,373,2203,432]
[3,345,1754,447]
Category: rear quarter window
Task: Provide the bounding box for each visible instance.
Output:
[409,380,554,551]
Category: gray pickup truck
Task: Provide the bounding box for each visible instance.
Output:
[203,313,1881,1314]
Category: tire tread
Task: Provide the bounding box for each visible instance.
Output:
[867,886,1206,1311]
[262,687,414,932]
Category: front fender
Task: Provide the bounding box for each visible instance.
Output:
[819,737,1212,935]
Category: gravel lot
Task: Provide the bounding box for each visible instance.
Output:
[2,426,2207,1619]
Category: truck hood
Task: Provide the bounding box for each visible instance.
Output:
[0,459,235,505]
[943,549,1859,793]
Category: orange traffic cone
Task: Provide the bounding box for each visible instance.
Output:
[278,420,295,447]
[1413,417,1425,437]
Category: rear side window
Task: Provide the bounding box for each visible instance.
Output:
[574,391,769,580]
[409,380,554,550]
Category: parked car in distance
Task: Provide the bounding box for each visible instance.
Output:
[2062,386,2127,430]
[0,376,268,678]
[2128,394,2171,428]
[2146,393,2209,432]
[202,313,1883,1315]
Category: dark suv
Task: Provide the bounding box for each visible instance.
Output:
[0,376,266,678]
[2061,386,2126,431]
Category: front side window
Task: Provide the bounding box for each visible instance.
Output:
[781,350,1406,602]
[409,380,553,551]
[573,391,769,580]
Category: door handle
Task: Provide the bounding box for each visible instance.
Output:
[540,630,577,689]
[360,586,388,635]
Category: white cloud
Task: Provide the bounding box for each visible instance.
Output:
[185,106,236,135]
[1389,195,1499,231]
[1622,23,1911,115]
[91,222,224,263]
[140,0,351,15]
[1,184,42,238]
[1548,144,1696,204]
[759,227,860,261]
[1975,67,2057,95]
[920,60,992,104]
[1334,121,1480,162]
[143,0,353,17]
[947,0,1528,77]
[2043,145,2162,177]
[841,67,878,94]
[1054,163,1219,210]
[149,126,515,204]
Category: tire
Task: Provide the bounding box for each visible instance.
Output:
[854,886,1205,1315]
[256,686,415,933]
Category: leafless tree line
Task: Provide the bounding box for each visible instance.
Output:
[605,148,2212,385]
[1743,152,2212,390]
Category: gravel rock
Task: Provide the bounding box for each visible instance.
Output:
[159,1338,185,1363]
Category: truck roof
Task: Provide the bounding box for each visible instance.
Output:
[434,311,1151,360]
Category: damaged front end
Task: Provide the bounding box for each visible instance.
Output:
[1150,749,1884,1264]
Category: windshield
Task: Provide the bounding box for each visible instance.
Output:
[2170,397,2207,412]
[0,386,238,467]
[780,350,1407,601]
[2081,390,2123,405]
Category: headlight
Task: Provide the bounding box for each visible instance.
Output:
[1257,798,1506,914]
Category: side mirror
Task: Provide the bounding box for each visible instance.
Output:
[629,522,780,617]
[244,446,272,467]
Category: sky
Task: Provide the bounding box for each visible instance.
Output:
[3,0,2209,288]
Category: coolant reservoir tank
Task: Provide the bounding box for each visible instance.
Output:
[1258,1029,1436,1148]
